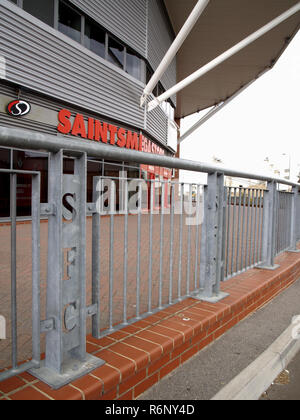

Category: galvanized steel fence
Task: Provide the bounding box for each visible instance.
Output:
[0,127,300,389]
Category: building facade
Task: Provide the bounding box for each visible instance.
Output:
[0,0,177,218]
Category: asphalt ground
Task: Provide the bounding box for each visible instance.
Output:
[140,276,300,400]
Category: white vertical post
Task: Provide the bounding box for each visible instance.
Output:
[140,0,210,106]
[147,2,300,111]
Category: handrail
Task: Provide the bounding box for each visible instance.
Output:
[0,126,299,187]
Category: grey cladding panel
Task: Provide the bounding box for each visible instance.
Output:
[0,4,145,130]
[69,0,147,57]
[146,103,168,146]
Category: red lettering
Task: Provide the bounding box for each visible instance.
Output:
[72,114,87,138]
[126,131,139,151]
[117,128,126,148]
[88,118,94,140]
[94,120,108,143]
[108,124,118,145]
[57,109,72,135]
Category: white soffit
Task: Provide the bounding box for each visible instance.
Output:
[163,0,300,119]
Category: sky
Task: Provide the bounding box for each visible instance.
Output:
[180,29,300,186]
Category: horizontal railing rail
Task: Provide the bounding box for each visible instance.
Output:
[0,126,299,187]
[0,126,299,389]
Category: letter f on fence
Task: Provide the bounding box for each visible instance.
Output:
[0,315,6,340]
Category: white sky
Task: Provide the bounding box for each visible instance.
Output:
[180,30,300,185]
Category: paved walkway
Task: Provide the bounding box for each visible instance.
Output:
[140,274,300,400]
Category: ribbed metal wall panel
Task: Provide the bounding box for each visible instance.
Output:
[147,0,176,98]
[0,3,145,131]
[146,101,168,146]
[0,112,57,136]
[69,0,147,57]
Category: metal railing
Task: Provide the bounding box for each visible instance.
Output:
[0,126,300,389]
[224,187,265,280]
[0,168,41,382]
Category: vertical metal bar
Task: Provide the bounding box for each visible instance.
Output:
[136,181,142,319]
[276,192,280,254]
[92,177,101,338]
[178,183,184,299]
[220,185,227,282]
[215,173,225,294]
[186,184,192,295]
[290,188,297,250]
[197,172,227,301]
[10,173,17,369]
[194,184,201,290]
[74,153,87,361]
[253,190,258,265]
[169,183,175,304]
[260,181,278,267]
[248,189,255,267]
[45,151,63,373]
[240,188,247,272]
[159,182,165,308]
[148,180,154,313]
[236,188,242,273]
[123,179,129,324]
[257,190,263,263]
[225,187,231,278]
[230,188,237,275]
[245,188,251,269]
[31,173,41,364]
[108,181,115,331]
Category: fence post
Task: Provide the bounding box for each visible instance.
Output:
[258,181,280,270]
[30,151,104,389]
[288,186,300,253]
[195,172,228,303]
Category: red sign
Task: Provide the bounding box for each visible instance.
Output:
[57,109,165,156]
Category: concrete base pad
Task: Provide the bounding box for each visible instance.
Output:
[193,291,229,303]
[256,264,280,271]
[29,354,105,390]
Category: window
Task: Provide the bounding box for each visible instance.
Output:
[9,0,156,83]
[85,17,106,59]
[58,1,82,43]
[108,37,124,69]
[23,0,55,27]
[126,48,142,80]
[0,148,10,169]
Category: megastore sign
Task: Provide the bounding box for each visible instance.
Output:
[57,109,165,156]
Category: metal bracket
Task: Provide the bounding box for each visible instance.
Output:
[40,203,56,217]
[86,304,97,317]
[86,203,97,214]
[40,318,55,334]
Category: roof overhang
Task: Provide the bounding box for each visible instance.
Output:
[163,0,300,119]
